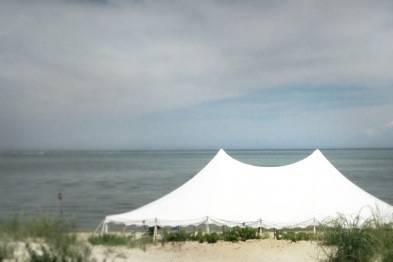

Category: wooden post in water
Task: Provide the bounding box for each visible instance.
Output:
[57,192,63,216]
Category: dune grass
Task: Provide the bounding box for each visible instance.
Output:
[0,242,14,261]
[0,215,90,261]
[319,216,393,262]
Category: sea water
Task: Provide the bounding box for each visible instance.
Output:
[0,149,392,230]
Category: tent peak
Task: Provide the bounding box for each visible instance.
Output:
[313,148,321,154]
[310,148,326,158]
[217,148,227,154]
[215,148,229,158]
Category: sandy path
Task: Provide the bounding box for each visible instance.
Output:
[90,240,329,262]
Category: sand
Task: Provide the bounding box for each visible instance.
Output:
[90,239,330,262]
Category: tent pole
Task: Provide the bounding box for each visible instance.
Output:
[94,220,104,235]
[205,216,210,234]
[102,223,108,234]
[258,219,263,237]
[313,218,316,235]
[153,226,158,243]
[153,218,158,243]
[99,222,105,235]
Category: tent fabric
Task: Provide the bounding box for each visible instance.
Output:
[103,149,393,230]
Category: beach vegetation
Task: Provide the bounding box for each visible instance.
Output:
[238,227,259,241]
[319,216,393,262]
[88,233,153,250]
[222,229,240,242]
[88,234,130,246]
[191,230,205,243]
[205,232,219,243]
[0,215,90,261]
[222,226,259,242]
[281,230,317,242]
[159,226,260,243]
[161,228,191,242]
[0,242,13,261]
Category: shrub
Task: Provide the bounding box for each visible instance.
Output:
[88,233,153,250]
[238,227,258,241]
[222,228,240,242]
[162,229,190,242]
[222,227,259,242]
[88,234,130,246]
[282,231,297,242]
[189,230,205,243]
[281,230,317,242]
[205,232,219,244]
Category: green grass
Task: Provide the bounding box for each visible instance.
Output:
[222,226,260,242]
[0,215,90,261]
[88,234,130,246]
[159,226,261,243]
[88,233,153,250]
[319,216,393,262]
[281,230,318,242]
[162,229,191,242]
[205,232,219,243]
[0,242,14,261]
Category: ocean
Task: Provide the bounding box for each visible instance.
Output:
[0,149,392,230]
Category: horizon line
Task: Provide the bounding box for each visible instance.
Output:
[1,146,393,153]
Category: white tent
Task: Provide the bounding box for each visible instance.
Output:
[101,149,393,231]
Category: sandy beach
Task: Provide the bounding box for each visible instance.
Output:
[89,239,329,262]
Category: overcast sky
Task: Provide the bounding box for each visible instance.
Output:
[1,0,393,150]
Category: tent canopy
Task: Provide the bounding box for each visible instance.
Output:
[103,149,393,229]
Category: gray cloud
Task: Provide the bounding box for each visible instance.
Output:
[1,0,393,149]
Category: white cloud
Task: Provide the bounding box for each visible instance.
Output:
[386,120,393,128]
[0,0,393,149]
[1,0,393,116]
